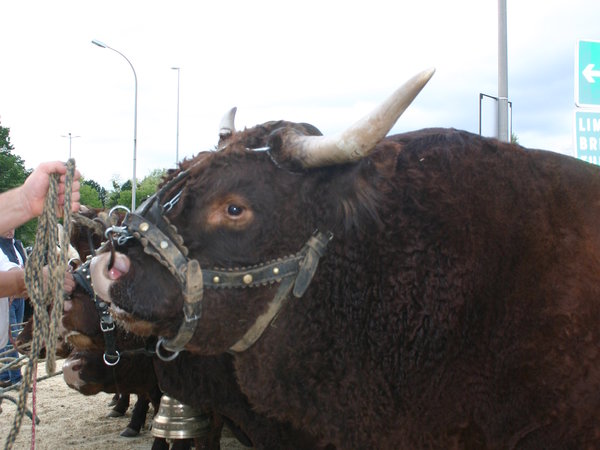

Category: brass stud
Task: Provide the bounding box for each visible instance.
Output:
[272,267,280,275]
[213,276,220,284]
[242,274,253,285]
[140,222,150,232]
[160,241,169,249]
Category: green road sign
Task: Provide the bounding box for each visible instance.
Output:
[576,40,600,107]
[575,110,600,165]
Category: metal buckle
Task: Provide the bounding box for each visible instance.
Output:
[103,350,120,366]
[100,318,116,332]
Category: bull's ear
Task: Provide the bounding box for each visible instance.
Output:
[267,125,322,172]
[266,127,306,172]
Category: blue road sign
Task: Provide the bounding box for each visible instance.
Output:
[575,110,600,165]
[576,40,600,107]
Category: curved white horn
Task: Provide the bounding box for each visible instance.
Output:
[219,107,237,138]
[279,68,435,168]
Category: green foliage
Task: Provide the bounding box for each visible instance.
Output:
[113,189,132,208]
[83,179,107,207]
[138,168,166,203]
[0,123,29,192]
[0,122,36,245]
[105,169,166,209]
[0,123,15,151]
[80,183,104,208]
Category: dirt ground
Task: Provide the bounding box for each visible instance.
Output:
[0,359,247,449]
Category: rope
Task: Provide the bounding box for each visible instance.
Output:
[3,159,75,450]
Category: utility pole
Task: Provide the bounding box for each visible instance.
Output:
[498,0,509,142]
[61,132,80,159]
[172,67,180,165]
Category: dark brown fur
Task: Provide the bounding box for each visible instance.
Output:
[67,208,328,449]
[107,126,600,448]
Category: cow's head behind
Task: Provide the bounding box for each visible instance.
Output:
[90,69,435,356]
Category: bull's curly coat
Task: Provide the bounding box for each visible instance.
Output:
[100,124,600,448]
[66,208,329,449]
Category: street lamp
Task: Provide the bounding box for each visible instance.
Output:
[91,39,138,210]
[61,132,80,159]
[171,67,180,166]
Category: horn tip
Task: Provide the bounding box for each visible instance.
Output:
[418,67,436,83]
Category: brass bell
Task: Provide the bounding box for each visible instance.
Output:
[151,394,211,439]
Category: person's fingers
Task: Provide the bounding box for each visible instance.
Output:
[63,272,75,293]
[39,161,68,176]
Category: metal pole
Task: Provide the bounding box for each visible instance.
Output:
[92,40,138,210]
[61,132,80,159]
[498,0,509,142]
[172,67,180,165]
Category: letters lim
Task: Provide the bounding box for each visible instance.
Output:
[576,111,600,164]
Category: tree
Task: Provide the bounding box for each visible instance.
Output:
[106,170,166,209]
[80,183,104,208]
[82,179,107,207]
[0,121,36,245]
[0,124,29,192]
[137,169,166,203]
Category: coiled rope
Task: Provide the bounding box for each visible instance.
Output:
[3,159,75,450]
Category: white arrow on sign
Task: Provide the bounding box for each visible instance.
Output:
[583,63,600,83]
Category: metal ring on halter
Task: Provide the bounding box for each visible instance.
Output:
[104,225,129,240]
[155,338,180,362]
[67,257,82,270]
[103,350,121,366]
[104,224,135,246]
[108,205,131,217]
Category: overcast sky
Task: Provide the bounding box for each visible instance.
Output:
[1,0,599,189]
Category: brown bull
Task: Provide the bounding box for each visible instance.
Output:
[91,68,600,449]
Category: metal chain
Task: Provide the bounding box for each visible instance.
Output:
[3,159,75,450]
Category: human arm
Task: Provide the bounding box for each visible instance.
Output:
[0,268,27,298]
[0,161,81,234]
[0,267,75,298]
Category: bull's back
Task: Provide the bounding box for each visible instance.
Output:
[372,129,600,445]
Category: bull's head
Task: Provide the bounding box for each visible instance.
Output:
[89,68,434,356]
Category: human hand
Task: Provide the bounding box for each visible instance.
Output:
[64,271,75,294]
[42,266,76,294]
[21,161,81,219]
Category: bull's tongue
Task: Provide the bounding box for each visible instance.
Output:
[108,252,130,280]
[90,251,131,302]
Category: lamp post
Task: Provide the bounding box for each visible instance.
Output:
[497,0,509,142]
[171,67,180,166]
[91,39,138,210]
[61,132,80,159]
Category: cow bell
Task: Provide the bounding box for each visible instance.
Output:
[151,395,210,439]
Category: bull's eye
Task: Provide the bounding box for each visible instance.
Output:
[207,195,253,230]
[227,204,244,217]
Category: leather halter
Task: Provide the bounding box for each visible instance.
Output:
[73,259,121,366]
[73,257,157,364]
[112,169,333,359]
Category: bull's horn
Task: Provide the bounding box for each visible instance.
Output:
[219,107,237,138]
[278,68,435,168]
